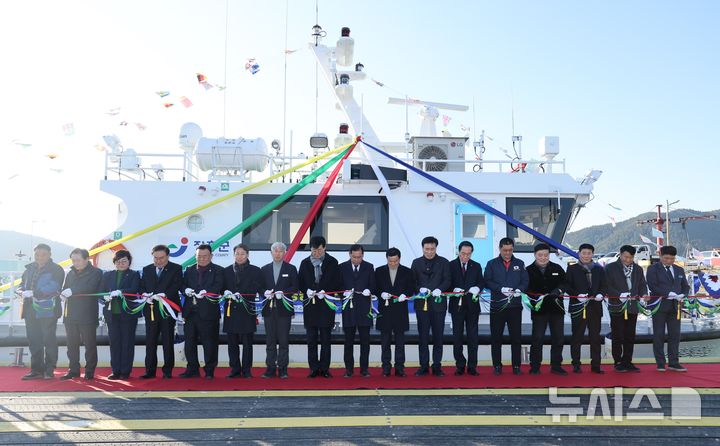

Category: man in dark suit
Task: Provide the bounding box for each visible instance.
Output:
[448,241,484,376]
[60,248,103,381]
[565,243,606,374]
[260,242,298,379]
[410,236,451,376]
[299,235,343,378]
[484,237,529,375]
[339,244,376,377]
[139,244,183,379]
[605,245,648,373]
[526,243,567,376]
[376,247,415,377]
[223,243,264,378]
[646,245,689,372]
[181,244,224,379]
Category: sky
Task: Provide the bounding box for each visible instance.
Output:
[0,0,718,253]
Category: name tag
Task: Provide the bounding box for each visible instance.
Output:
[282,274,289,278]
[552,272,559,276]
[513,266,520,271]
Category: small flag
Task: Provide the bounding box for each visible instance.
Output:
[442,115,451,127]
[156,91,170,98]
[135,122,147,131]
[105,107,121,116]
[180,96,193,108]
[371,78,385,87]
[245,58,260,74]
[163,102,174,108]
[608,216,617,227]
[651,227,665,239]
[640,234,657,245]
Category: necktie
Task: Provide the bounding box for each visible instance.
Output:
[462,263,467,276]
[156,267,162,278]
[665,266,674,281]
[354,265,359,278]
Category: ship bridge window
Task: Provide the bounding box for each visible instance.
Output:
[505,197,575,252]
[242,195,389,252]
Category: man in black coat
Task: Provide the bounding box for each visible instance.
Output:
[260,242,298,379]
[299,235,343,378]
[139,244,183,379]
[484,237,529,375]
[646,245,690,372]
[223,243,264,378]
[181,244,225,379]
[410,236,451,376]
[60,248,103,380]
[448,241,485,376]
[526,243,567,376]
[376,247,415,377]
[605,245,648,373]
[19,243,65,380]
[339,244,376,377]
[565,243,606,374]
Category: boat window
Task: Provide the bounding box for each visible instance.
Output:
[462,214,487,239]
[242,195,389,251]
[505,197,575,252]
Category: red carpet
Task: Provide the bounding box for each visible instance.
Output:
[1,364,718,392]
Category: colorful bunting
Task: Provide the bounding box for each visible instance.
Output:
[245,58,260,74]
[156,91,170,98]
[180,96,193,108]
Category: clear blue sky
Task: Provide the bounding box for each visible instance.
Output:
[1,0,718,247]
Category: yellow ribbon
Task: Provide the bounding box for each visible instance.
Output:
[624,306,628,320]
[423,298,428,312]
[150,303,154,322]
[582,305,586,320]
[226,302,231,317]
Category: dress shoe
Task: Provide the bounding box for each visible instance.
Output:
[512,366,523,375]
[360,370,371,377]
[321,371,333,378]
[139,373,156,379]
[657,365,666,372]
[84,374,94,381]
[382,369,391,377]
[179,371,200,378]
[227,371,242,378]
[414,368,429,377]
[242,372,253,379]
[551,367,568,376]
[614,363,627,373]
[307,370,320,378]
[467,368,479,376]
[120,374,130,380]
[43,370,55,380]
[262,369,276,379]
[343,370,353,378]
[162,373,172,379]
[107,373,122,380]
[279,369,289,379]
[21,371,43,381]
[454,368,465,376]
[668,363,687,372]
[591,367,605,374]
[493,366,502,376]
[572,365,582,374]
[60,372,80,381]
[529,368,540,375]
[432,368,445,377]
[625,363,641,373]
[395,369,406,377]
[204,375,214,380]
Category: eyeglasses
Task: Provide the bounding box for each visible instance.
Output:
[114,258,130,264]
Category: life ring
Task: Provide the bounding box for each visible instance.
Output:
[89,239,128,267]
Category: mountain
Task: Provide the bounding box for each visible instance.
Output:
[565,209,720,255]
[0,230,76,264]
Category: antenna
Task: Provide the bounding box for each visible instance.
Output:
[222,0,230,137]
[282,0,289,163]
[511,101,522,159]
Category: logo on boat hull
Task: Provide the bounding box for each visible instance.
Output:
[168,237,189,257]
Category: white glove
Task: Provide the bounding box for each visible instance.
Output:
[419,287,429,295]
[362,288,371,297]
[619,292,630,303]
[306,289,316,298]
[594,293,604,301]
[197,289,207,297]
[317,290,326,299]
[275,291,284,300]
[675,293,685,300]
[577,293,588,303]
[21,290,33,298]
[501,287,513,296]
[141,292,152,298]
[61,288,73,298]
[381,292,391,300]
[469,286,480,296]
[184,288,195,297]
[223,290,233,297]
[343,289,354,298]
[103,295,113,303]
[513,289,522,297]
[110,290,122,298]
[432,288,441,297]
[398,294,407,302]
[264,289,273,298]
[453,288,464,293]
[667,292,677,300]
[143,293,154,303]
